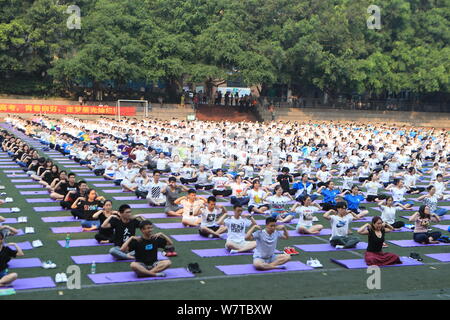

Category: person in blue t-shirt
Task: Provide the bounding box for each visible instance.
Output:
[316,181,346,211]
[343,185,369,216]
[292,173,318,202]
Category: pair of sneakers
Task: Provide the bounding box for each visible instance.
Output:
[283,247,299,255]
[163,247,178,257]
[306,258,323,268]
[42,261,56,269]
[187,263,201,273]
[55,273,68,283]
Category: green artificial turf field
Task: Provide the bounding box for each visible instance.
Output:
[1,126,450,300]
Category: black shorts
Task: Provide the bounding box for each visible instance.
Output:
[199,225,220,237]
[248,204,269,213]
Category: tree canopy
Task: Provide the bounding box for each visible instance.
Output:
[0,0,448,100]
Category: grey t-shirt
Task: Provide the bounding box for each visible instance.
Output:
[165,187,182,207]
[252,229,283,259]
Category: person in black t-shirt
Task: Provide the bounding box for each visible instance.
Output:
[49,170,68,200]
[102,204,143,260]
[357,216,401,266]
[93,200,119,244]
[58,173,79,206]
[121,220,173,277]
[276,167,294,194]
[67,180,88,213]
[0,231,24,287]
[71,189,105,231]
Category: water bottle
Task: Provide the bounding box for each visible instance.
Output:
[91,261,96,274]
[65,233,70,248]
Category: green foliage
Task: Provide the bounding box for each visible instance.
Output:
[0,0,448,98]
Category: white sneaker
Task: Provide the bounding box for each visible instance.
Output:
[207,234,214,238]
[229,249,239,254]
[48,261,56,269]
[306,259,314,267]
[55,273,63,283]
[25,227,35,234]
[18,217,27,223]
[10,207,20,213]
[335,245,345,249]
[313,259,323,268]
[42,261,51,269]
[60,273,68,282]
[0,186,5,190]
[5,197,13,203]
[312,216,319,222]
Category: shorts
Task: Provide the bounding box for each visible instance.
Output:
[253,254,277,264]
[199,225,220,237]
[182,215,200,224]
[396,200,414,206]
[297,224,312,230]
[226,239,250,250]
[135,261,160,277]
[248,204,269,213]
[0,268,8,278]
[271,212,294,219]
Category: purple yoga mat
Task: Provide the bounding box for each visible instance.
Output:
[51,226,94,234]
[7,174,28,177]
[0,208,13,213]
[11,242,33,250]
[70,169,91,173]
[20,191,48,195]
[26,198,57,203]
[102,189,131,194]
[216,261,313,275]
[9,277,56,290]
[41,216,76,223]
[57,239,112,248]
[0,162,17,165]
[71,253,167,264]
[351,227,413,233]
[154,222,197,229]
[130,204,151,209]
[433,224,450,232]
[76,173,95,177]
[294,242,368,252]
[8,258,42,268]
[11,179,34,183]
[63,165,83,168]
[0,165,20,168]
[13,229,24,236]
[2,218,17,224]
[287,229,332,237]
[389,240,450,247]
[33,206,64,212]
[84,178,107,182]
[3,170,23,173]
[191,248,283,257]
[113,196,142,201]
[140,213,168,219]
[88,268,195,284]
[401,215,450,221]
[171,234,226,241]
[94,183,116,187]
[331,256,423,269]
[15,184,43,189]
[425,253,450,262]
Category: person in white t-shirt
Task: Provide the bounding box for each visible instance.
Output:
[120,159,139,192]
[378,196,405,229]
[220,205,257,254]
[131,144,148,167]
[198,196,228,238]
[145,171,167,206]
[210,169,232,197]
[174,189,207,227]
[323,202,361,249]
[247,180,270,214]
[292,195,324,234]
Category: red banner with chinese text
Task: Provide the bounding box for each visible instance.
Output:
[0,103,136,116]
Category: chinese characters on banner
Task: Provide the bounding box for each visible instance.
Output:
[0,104,136,116]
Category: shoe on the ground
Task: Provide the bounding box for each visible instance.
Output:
[60,273,68,282]
[187,263,201,273]
[154,272,166,277]
[10,207,20,213]
[312,216,319,222]
[229,249,239,254]
[55,273,63,283]
[283,247,293,255]
[306,259,314,267]
[410,252,423,261]
[313,259,323,268]
[335,245,345,249]
[5,198,13,203]
[42,261,51,269]
[288,247,299,255]
[47,261,56,269]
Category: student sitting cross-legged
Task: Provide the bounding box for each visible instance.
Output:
[246,217,291,271]
[120,220,173,278]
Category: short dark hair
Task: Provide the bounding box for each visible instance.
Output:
[68,173,76,178]
[336,201,347,209]
[139,220,153,229]
[78,180,87,185]
[187,189,196,195]
[207,196,216,203]
[265,217,277,225]
[168,177,177,183]
[233,204,243,210]
[119,204,131,213]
